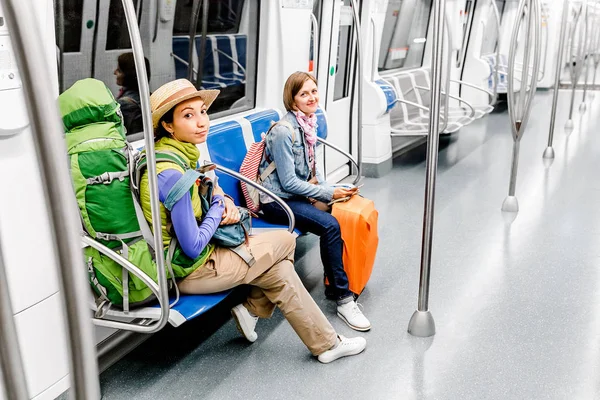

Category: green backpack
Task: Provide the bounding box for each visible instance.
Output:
[59,78,160,312]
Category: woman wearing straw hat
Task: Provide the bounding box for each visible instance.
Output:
[139,79,366,363]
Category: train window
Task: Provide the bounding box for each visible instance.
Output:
[171,0,258,117]
[378,0,432,72]
[106,0,140,50]
[60,0,84,53]
[333,0,354,101]
[480,0,502,56]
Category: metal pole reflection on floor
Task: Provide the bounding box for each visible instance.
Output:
[502,0,542,213]
[407,0,446,338]
[543,0,570,164]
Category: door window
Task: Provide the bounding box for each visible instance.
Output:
[378,0,432,72]
[59,0,84,53]
[333,0,354,100]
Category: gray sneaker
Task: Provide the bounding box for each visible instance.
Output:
[231,304,258,343]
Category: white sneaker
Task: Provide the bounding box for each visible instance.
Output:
[337,301,371,331]
[317,335,366,364]
[231,304,258,343]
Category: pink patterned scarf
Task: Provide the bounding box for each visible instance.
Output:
[293,110,318,169]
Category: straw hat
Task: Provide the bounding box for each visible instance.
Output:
[150,79,219,129]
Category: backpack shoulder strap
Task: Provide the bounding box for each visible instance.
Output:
[259,120,297,182]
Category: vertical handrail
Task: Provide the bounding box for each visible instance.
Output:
[490,0,502,105]
[565,1,586,131]
[119,0,170,330]
[311,13,319,78]
[349,0,363,184]
[502,0,541,213]
[371,17,378,82]
[55,0,65,93]
[0,236,29,400]
[194,0,209,89]
[407,0,446,338]
[580,2,591,111]
[0,0,101,398]
[542,0,569,163]
[187,0,201,81]
[441,10,450,133]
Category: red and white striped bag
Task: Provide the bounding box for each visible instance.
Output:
[239,120,294,212]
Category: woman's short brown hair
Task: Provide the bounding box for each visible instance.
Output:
[283,71,318,112]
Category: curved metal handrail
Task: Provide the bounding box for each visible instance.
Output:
[171,52,199,75]
[195,0,209,89]
[1,0,101,397]
[414,85,477,120]
[121,0,170,331]
[450,79,495,103]
[317,137,361,182]
[214,48,247,75]
[213,165,296,233]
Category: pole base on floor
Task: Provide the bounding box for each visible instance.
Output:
[501,196,519,213]
[542,147,555,167]
[579,103,587,113]
[408,310,436,337]
[565,120,574,135]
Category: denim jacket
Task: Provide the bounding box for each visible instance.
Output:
[259,111,334,203]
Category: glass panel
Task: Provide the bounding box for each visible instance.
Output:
[378,0,432,72]
[333,0,354,101]
[106,0,139,50]
[481,0,502,55]
[60,0,84,53]
[171,0,258,116]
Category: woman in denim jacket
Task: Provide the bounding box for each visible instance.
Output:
[259,72,371,332]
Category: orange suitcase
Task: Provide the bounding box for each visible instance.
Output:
[330,195,379,295]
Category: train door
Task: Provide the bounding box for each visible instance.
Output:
[58,0,98,91]
[314,0,357,182]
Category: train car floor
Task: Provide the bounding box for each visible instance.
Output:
[97,90,600,399]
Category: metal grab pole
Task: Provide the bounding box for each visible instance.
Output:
[120,0,170,329]
[195,0,209,89]
[490,0,502,105]
[0,0,101,398]
[349,0,363,184]
[543,0,569,162]
[565,1,586,132]
[187,0,201,82]
[580,2,591,112]
[407,0,446,338]
[0,239,29,400]
[502,0,541,213]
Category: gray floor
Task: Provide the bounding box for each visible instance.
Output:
[98,91,600,400]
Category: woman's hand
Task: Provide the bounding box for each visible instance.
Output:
[332,187,357,200]
[220,196,241,225]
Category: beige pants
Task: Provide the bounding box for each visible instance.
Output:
[178,230,337,356]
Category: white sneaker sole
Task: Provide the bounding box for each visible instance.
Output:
[337,311,371,332]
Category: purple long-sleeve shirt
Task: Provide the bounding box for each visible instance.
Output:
[158,169,225,259]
